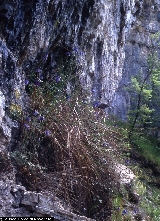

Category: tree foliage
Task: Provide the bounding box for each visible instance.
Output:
[128,51,160,138]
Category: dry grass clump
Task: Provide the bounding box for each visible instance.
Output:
[12,86,120,220]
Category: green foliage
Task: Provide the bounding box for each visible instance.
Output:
[134,180,146,196]
[151,31,160,46]
[111,187,137,221]
[127,52,160,137]
[106,118,160,221]
[140,187,160,221]
[128,75,153,123]
[130,77,141,93]
[131,133,160,168]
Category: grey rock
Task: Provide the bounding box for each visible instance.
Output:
[0,0,158,219]
[0,180,95,219]
[110,0,160,120]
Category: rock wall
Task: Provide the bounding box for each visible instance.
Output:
[0,0,143,106]
[0,0,159,218]
[1,0,159,120]
[109,0,160,120]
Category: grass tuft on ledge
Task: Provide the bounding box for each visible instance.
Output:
[11,84,121,220]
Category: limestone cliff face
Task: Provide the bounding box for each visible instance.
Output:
[0,0,144,165]
[109,0,160,120]
[0,0,143,107]
[0,0,159,218]
[0,0,159,122]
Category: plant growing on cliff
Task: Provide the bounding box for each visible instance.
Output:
[127,52,160,138]
[11,45,119,220]
[14,93,116,219]
[9,103,22,120]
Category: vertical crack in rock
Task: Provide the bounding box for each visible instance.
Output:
[118,2,126,47]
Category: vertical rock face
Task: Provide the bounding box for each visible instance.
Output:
[0,0,141,150]
[0,0,142,111]
[110,0,160,120]
[0,0,159,122]
[78,0,143,106]
[0,0,159,218]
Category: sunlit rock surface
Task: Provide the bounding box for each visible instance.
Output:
[0,0,159,219]
[109,0,160,120]
[0,0,143,106]
[0,0,159,118]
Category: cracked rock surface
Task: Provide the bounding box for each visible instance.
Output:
[0,180,95,220]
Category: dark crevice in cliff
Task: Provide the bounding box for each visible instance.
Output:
[78,25,85,45]
[81,2,89,26]
[134,2,141,17]
[71,6,80,24]
[118,2,125,47]
[81,0,95,26]
[95,38,103,100]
